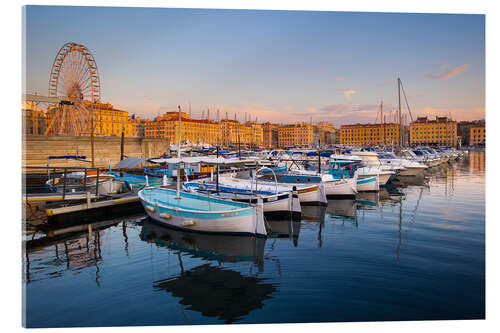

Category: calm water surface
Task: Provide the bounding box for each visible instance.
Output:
[23,151,485,327]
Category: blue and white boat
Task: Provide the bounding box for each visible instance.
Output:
[328,158,379,192]
[138,187,266,236]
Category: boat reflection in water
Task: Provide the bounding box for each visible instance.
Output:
[356,192,379,208]
[23,218,124,285]
[378,186,405,206]
[301,205,327,222]
[139,219,276,324]
[392,174,429,187]
[326,199,357,220]
[266,219,302,247]
[139,219,266,270]
[153,264,276,324]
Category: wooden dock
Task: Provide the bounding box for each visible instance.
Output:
[33,192,144,228]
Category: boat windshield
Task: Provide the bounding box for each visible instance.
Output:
[377,153,397,159]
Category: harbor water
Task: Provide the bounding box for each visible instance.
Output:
[22,151,485,327]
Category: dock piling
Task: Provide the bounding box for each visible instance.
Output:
[62,168,67,200]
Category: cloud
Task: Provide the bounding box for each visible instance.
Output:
[336,77,344,81]
[425,64,469,80]
[339,88,356,99]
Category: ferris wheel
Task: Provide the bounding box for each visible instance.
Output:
[46,42,101,135]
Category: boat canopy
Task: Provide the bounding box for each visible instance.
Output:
[114,157,148,169]
[149,156,254,165]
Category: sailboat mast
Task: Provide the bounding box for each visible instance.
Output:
[238,126,241,160]
[398,77,403,148]
[177,105,181,199]
[381,100,384,146]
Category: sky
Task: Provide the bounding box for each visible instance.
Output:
[24,5,485,126]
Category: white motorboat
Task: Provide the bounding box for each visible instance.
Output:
[267,169,358,199]
[350,151,396,185]
[219,173,327,206]
[377,152,428,176]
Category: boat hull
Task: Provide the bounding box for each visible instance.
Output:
[295,184,327,206]
[378,172,393,185]
[357,176,379,192]
[324,178,357,198]
[398,166,427,177]
[229,194,301,221]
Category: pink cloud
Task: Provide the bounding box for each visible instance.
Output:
[339,88,356,99]
[336,77,344,81]
[425,64,469,80]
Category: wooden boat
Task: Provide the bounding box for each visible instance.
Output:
[138,187,267,236]
[45,171,130,195]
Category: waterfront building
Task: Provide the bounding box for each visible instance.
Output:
[340,123,399,146]
[219,119,264,147]
[129,116,145,137]
[470,125,485,146]
[278,122,314,147]
[45,101,134,137]
[458,120,485,146]
[262,122,278,148]
[409,116,458,146]
[144,111,221,145]
[22,101,46,135]
[316,121,338,145]
[91,102,133,137]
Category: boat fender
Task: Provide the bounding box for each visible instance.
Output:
[181,219,196,227]
[146,206,155,213]
[159,213,172,219]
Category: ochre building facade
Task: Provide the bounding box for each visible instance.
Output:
[409,116,457,146]
[340,123,400,146]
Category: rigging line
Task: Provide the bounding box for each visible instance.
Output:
[400,80,414,122]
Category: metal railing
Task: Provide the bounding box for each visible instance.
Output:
[23,166,102,201]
